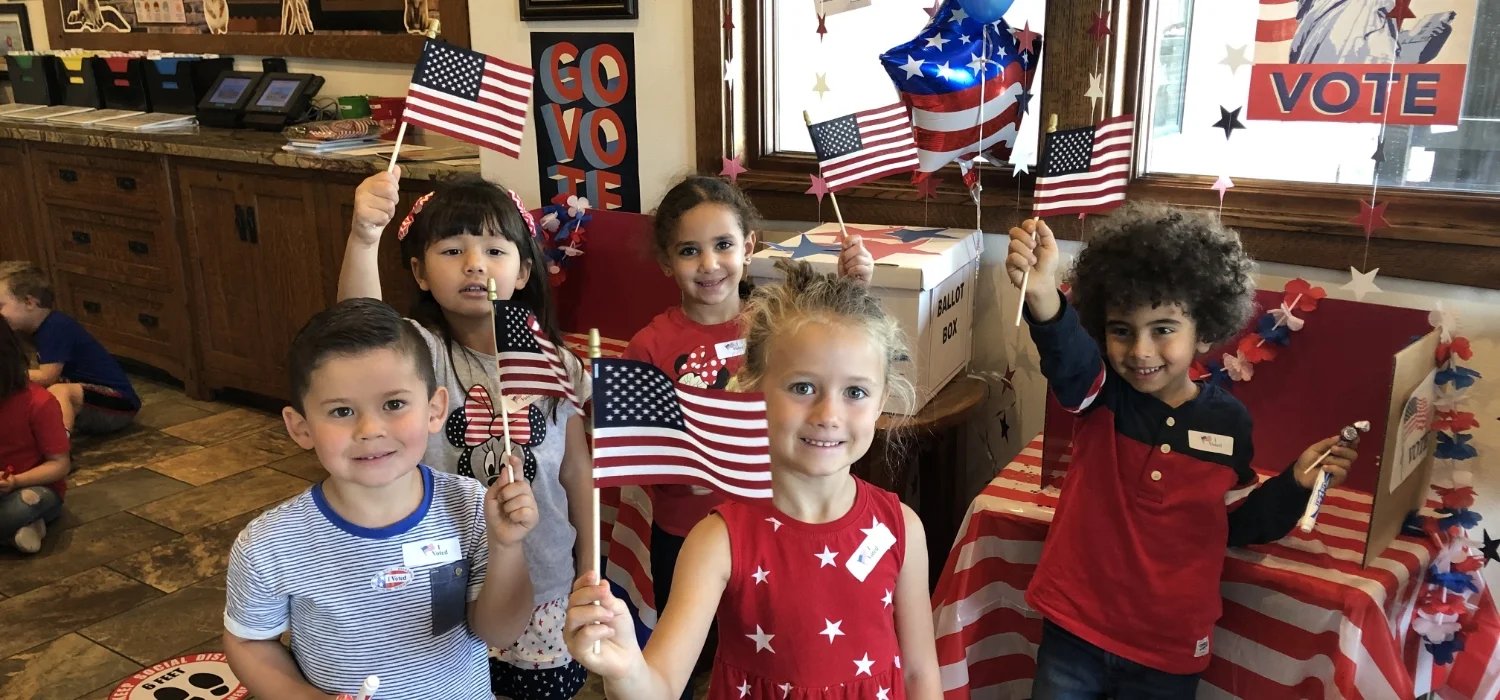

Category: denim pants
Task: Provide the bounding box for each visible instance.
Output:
[0,486,63,548]
[1032,620,1201,700]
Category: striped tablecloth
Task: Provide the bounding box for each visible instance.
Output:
[933,435,1500,700]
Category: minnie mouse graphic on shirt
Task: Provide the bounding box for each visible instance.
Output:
[444,385,543,485]
[672,344,738,390]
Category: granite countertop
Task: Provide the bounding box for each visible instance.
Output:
[0,121,481,180]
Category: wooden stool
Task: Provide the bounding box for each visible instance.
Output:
[853,375,988,590]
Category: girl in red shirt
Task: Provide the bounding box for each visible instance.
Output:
[625,177,874,669]
[0,322,70,554]
[566,260,941,700]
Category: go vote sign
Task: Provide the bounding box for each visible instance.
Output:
[531,32,641,212]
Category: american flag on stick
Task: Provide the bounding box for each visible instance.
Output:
[1032,114,1134,217]
[494,301,581,411]
[806,103,921,191]
[592,359,772,501]
[402,39,533,159]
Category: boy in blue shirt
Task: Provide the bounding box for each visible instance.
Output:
[0,263,140,434]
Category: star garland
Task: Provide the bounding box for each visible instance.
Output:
[1189,278,1324,385]
[1399,309,1489,666]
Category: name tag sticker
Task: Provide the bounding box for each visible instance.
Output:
[402,537,463,568]
[1188,430,1234,456]
[845,518,898,582]
[1195,636,1211,657]
[715,339,746,359]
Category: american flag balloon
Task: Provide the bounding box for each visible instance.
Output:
[879,0,1040,180]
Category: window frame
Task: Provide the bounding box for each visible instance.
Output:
[696,0,1500,289]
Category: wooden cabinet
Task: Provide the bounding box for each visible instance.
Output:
[319,183,431,319]
[180,166,328,398]
[0,143,43,264]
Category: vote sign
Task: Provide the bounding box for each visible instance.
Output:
[531,32,641,212]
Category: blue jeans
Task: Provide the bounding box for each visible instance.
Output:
[0,486,63,549]
[1032,620,1201,700]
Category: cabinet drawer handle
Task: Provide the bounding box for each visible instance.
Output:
[116,176,136,191]
[128,240,149,255]
[137,313,159,328]
[234,205,247,242]
[246,206,259,244]
[58,169,78,183]
[82,301,101,314]
[72,230,91,245]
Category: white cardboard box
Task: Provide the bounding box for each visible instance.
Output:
[750,223,981,415]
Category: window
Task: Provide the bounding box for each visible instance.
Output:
[1140,0,1500,193]
[766,0,1048,165]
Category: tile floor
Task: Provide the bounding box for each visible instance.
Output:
[0,377,706,700]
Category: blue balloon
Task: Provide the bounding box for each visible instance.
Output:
[958,0,1014,24]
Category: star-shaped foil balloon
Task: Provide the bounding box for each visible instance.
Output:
[1213,106,1246,139]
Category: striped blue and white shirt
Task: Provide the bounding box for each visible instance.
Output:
[224,466,493,700]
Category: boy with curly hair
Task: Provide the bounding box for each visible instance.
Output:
[1005,205,1358,698]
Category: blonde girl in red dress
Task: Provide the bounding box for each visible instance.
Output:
[563,259,942,700]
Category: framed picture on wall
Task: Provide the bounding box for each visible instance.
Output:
[520,0,637,21]
[0,3,33,80]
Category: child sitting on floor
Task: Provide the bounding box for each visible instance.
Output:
[0,321,69,554]
[223,298,538,700]
[1005,206,1359,698]
[0,262,139,435]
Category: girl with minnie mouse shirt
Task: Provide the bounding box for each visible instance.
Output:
[625,176,873,685]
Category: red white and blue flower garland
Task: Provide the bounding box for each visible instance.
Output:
[537,194,591,287]
[1190,278,1326,385]
[1401,307,1496,666]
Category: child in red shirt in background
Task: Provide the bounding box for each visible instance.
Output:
[0,321,70,554]
[624,175,873,692]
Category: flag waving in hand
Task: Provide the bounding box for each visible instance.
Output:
[1032,114,1134,217]
[592,358,772,501]
[807,104,921,191]
[494,301,581,411]
[403,39,533,158]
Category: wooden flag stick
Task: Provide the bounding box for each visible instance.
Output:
[487,278,514,484]
[588,328,603,654]
[803,110,849,245]
[387,20,442,173]
[1014,114,1058,328]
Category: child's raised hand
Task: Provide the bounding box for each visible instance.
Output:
[564,571,640,680]
[351,168,402,246]
[484,452,538,547]
[838,233,875,287]
[1005,218,1059,294]
[1294,435,1358,490]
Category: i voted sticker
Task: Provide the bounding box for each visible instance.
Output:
[715,339,746,359]
[1188,430,1234,456]
[402,537,463,569]
[845,518,897,582]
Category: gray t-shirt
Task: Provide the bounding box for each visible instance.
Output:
[409,320,592,606]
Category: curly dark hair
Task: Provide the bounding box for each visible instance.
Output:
[1067,202,1256,346]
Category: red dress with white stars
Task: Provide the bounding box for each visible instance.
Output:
[708,477,907,700]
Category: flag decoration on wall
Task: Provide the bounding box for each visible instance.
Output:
[494,301,581,410]
[1032,114,1134,217]
[806,104,921,191]
[591,358,772,501]
[879,0,1041,179]
[403,39,534,159]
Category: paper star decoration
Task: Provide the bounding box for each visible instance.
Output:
[1342,267,1383,301]
[1213,106,1246,139]
[1089,11,1112,42]
[1010,142,1034,176]
[862,238,939,262]
[724,55,740,86]
[816,546,839,567]
[999,411,1011,439]
[720,156,747,183]
[1212,174,1234,203]
[1085,72,1105,114]
[806,175,830,204]
[765,235,840,260]
[1016,88,1034,116]
[813,72,830,99]
[747,625,775,653]
[1389,0,1416,27]
[854,653,876,676]
[820,619,845,643]
[1373,139,1387,164]
[916,177,941,199]
[1481,530,1499,566]
[882,227,953,243]
[751,566,769,584]
[924,0,941,18]
[1350,199,1390,236]
[722,9,734,31]
[1014,22,1041,55]
[1221,44,1251,74]
[816,12,827,40]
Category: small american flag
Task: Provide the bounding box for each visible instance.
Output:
[807,104,921,191]
[494,301,580,411]
[403,39,533,159]
[1402,395,1431,440]
[592,359,772,501]
[1032,114,1134,217]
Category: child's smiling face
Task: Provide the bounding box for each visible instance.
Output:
[661,203,755,313]
[1103,302,1210,406]
[759,321,885,478]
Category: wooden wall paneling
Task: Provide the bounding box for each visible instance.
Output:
[694,0,729,174]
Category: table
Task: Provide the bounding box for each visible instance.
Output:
[931,434,1500,700]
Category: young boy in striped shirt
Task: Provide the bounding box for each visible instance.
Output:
[223,298,539,700]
